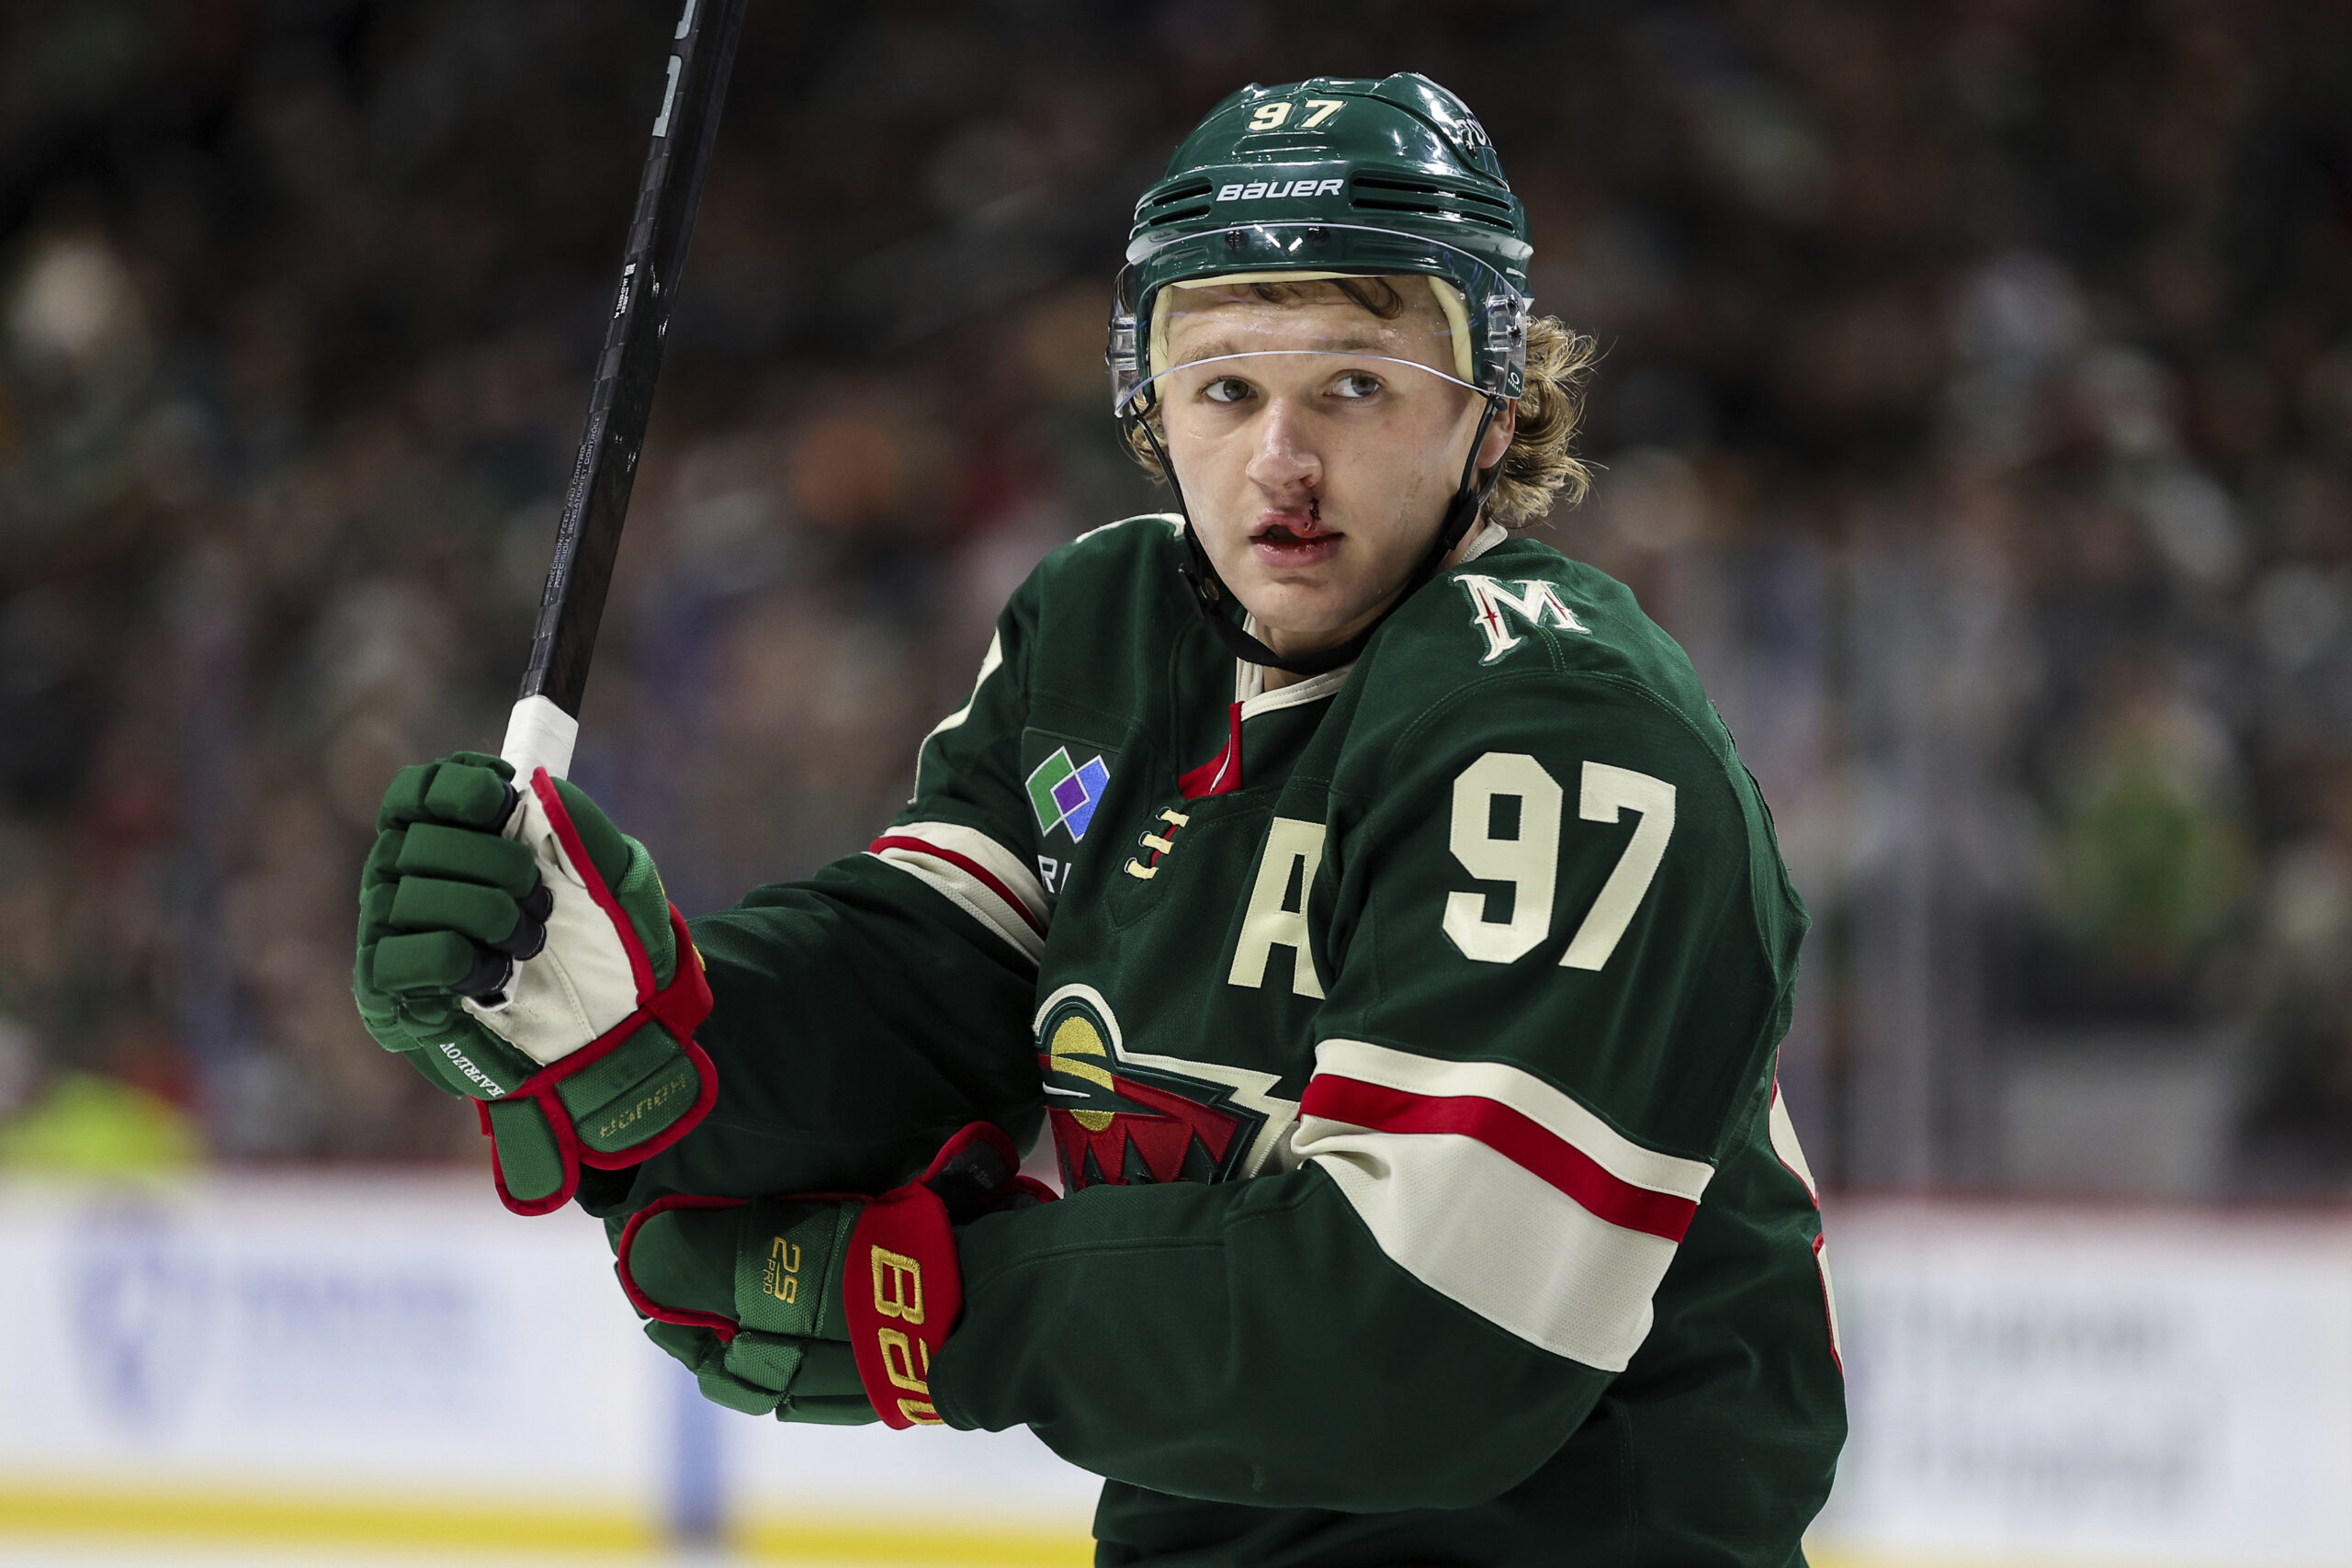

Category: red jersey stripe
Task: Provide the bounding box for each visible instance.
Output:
[1178,702,1245,800]
[869,835,1047,938]
[1301,1074,1700,1243]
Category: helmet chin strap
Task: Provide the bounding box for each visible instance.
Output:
[1136,395,1506,677]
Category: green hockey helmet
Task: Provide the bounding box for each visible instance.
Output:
[1107,73,1534,414]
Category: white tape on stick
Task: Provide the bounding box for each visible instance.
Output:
[500,694,580,782]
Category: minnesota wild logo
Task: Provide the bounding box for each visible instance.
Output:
[1033,984,1297,1191]
[1456,573,1589,664]
[1027,748,1112,842]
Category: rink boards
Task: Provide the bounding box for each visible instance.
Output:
[0,1175,2347,1566]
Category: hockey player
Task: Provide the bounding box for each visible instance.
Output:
[356,74,1845,1564]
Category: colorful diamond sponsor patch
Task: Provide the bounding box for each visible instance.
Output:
[1027,748,1111,841]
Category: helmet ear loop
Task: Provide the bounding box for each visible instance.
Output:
[1125,389,1182,513]
[1412,393,1508,590]
[1128,397,1229,612]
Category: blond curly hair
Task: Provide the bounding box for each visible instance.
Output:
[1485,314,1600,525]
[1122,281,1598,528]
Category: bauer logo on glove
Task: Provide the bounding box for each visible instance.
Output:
[354,751,718,1213]
[612,1122,1054,1427]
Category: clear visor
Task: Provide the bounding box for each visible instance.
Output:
[1143,347,1492,447]
[1109,223,1528,415]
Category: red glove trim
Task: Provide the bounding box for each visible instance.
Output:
[479,901,720,1216]
[615,1124,1041,1424]
[839,1122,1020,1429]
[613,1193,749,1342]
[531,769,657,1000]
[612,1186,873,1342]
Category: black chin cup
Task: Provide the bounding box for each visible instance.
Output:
[1131,395,1506,677]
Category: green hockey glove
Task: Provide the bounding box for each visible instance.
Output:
[354,751,717,1215]
[614,1122,1053,1427]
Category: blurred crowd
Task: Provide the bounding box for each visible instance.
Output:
[0,0,2346,1192]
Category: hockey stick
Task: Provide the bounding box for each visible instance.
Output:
[500,0,749,781]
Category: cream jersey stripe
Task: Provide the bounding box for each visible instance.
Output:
[866,821,1049,964]
[1310,1038,1715,1202]
[1293,1117,1682,1370]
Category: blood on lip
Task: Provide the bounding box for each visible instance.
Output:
[1257,498,1331,541]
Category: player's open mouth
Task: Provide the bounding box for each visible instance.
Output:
[1251,503,1341,567]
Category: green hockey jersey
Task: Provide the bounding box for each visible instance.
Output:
[594,514,1847,1566]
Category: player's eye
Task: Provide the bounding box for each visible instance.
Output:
[1200,376,1255,405]
[1329,371,1384,400]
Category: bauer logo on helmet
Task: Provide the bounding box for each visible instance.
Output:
[1215,177,1348,202]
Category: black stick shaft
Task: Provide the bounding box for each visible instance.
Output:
[508,0,747,773]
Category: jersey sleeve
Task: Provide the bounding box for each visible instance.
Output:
[928,671,1795,1511]
[584,584,1053,1212]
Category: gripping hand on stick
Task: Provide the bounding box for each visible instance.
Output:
[354,751,716,1213]
[614,1122,1054,1427]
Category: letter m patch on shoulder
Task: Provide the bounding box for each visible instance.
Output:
[1457,574,1589,664]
